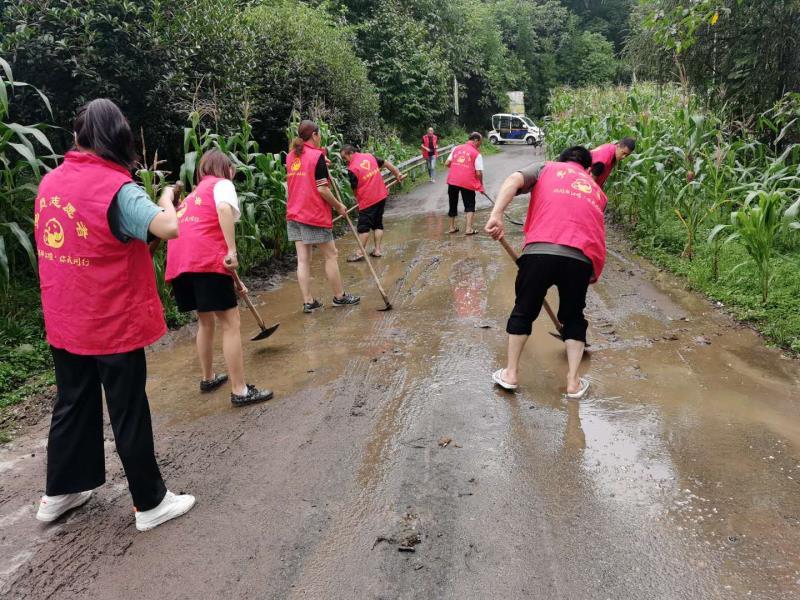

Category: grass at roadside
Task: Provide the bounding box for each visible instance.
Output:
[621,217,800,353]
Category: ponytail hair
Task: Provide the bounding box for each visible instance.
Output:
[291,119,319,156]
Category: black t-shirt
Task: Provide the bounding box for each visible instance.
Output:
[348,156,385,190]
[314,154,329,186]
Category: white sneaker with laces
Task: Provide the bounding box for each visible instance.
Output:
[135,491,196,532]
[36,491,93,522]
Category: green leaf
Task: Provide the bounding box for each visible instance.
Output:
[3,222,37,273]
[5,122,55,154]
[10,82,52,118]
[8,142,42,177]
[0,236,8,285]
[0,57,14,84]
[707,223,728,242]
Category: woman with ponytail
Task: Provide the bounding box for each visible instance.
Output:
[285,120,360,313]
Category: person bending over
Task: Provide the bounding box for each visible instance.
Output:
[485,146,609,399]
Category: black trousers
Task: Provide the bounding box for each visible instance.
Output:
[447,185,476,216]
[506,253,592,342]
[46,347,167,511]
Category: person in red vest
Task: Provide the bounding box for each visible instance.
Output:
[33,99,194,531]
[340,145,405,261]
[485,146,608,399]
[590,137,635,188]
[286,120,360,313]
[445,132,484,235]
[166,150,273,406]
[420,127,438,182]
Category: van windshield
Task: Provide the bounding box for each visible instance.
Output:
[521,117,535,128]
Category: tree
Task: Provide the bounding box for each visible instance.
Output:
[243,1,380,146]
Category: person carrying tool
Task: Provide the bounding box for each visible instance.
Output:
[166,149,273,407]
[590,137,636,188]
[445,132,484,235]
[420,126,438,182]
[341,144,404,261]
[485,146,608,399]
[286,119,360,313]
[33,98,194,531]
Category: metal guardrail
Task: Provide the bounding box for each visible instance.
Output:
[382,143,456,186]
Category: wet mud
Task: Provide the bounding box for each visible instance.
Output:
[2,146,800,599]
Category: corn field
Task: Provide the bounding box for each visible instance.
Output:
[547,83,800,350]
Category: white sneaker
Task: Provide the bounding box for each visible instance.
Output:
[36,491,93,522]
[135,491,195,532]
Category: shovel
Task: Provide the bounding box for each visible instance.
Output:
[228,267,280,341]
[497,237,565,342]
[330,179,393,311]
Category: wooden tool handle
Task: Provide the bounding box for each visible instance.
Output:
[495,236,563,332]
[230,269,266,330]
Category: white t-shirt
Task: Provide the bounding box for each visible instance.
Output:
[213,179,240,222]
[447,149,484,171]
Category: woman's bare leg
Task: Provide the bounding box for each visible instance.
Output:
[196,311,215,381]
[317,241,345,298]
[295,241,314,304]
[216,307,246,395]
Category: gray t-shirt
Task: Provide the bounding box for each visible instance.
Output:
[515,164,592,267]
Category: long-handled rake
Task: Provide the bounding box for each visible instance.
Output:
[330,179,393,311]
[481,191,524,226]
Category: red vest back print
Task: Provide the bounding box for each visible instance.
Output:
[35,151,166,355]
[348,153,388,210]
[523,161,608,282]
[165,176,231,281]
[285,144,332,228]
[446,143,483,192]
[590,143,617,188]
[422,134,438,159]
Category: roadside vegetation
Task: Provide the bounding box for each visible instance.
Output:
[547,84,800,352]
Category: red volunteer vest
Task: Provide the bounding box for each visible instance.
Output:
[286,143,332,228]
[165,176,231,281]
[422,134,438,159]
[35,151,166,355]
[348,153,388,210]
[446,143,483,192]
[590,143,617,188]
[523,161,608,282]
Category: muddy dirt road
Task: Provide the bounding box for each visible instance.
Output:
[2,146,800,599]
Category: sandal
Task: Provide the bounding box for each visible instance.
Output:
[465,229,477,235]
[447,228,460,234]
[565,377,590,399]
[369,251,383,258]
[346,254,365,263]
[492,369,517,391]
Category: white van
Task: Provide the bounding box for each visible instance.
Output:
[488,113,544,146]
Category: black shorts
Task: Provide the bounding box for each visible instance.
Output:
[356,199,386,233]
[506,254,592,341]
[171,273,238,313]
[448,185,476,216]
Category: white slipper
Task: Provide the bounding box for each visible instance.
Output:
[492,369,517,391]
[565,377,590,399]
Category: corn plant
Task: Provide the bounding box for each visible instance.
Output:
[0,58,59,290]
[710,193,800,302]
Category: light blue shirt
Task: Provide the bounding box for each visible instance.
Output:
[110,183,162,243]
